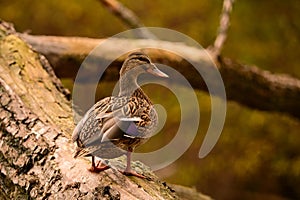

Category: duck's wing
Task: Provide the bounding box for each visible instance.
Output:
[71,97,115,144]
[83,98,143,147]
[72,93,158,158]
[72,96,142,152]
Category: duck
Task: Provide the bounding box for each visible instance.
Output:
[72,52,168,178]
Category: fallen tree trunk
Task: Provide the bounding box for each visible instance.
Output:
[0,21,211,199]
[19,33,300,120]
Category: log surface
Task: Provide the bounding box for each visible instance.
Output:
[0,21,211,200]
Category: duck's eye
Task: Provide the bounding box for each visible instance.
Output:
[137,57,150,63]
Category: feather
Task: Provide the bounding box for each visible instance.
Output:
[119,117,142,122]
[72,52,164,160]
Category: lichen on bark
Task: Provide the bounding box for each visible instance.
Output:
[0,20,210,200]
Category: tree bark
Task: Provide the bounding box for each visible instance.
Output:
[0,21,211,199]
[20,33,300,119]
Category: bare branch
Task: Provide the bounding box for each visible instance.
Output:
[98,0,156,39]
[210,0,235,57]
[20,34,300,120]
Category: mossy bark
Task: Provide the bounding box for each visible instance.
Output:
[0,21,211,200]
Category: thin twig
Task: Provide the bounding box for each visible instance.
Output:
[98,0,156,39]
[210,0,235,57]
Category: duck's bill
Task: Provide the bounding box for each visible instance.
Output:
[147,66,169,78]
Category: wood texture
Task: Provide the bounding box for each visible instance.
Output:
[0,21,211,200]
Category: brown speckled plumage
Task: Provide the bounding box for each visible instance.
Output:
[72,52,168,177]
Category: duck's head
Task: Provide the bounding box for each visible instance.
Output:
[120,52,168,78]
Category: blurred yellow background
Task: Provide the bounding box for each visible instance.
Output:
[1,1,299,199]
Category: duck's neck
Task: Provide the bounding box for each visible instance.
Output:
[119,75,152,104]
[118,74,140,97]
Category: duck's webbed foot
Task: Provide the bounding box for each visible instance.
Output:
[88,156,110,173]
[120,151,146,178]
[122,170,146,179]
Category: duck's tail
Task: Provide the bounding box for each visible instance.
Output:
[73,147,89,158]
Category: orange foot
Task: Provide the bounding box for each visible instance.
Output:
[88,161,110,173]
[121,170,146,179]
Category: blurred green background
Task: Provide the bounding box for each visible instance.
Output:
[1,0,300,199]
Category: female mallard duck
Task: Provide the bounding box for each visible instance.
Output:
[72,52,168,178]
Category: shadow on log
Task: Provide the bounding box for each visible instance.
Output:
[0,20,212,199]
